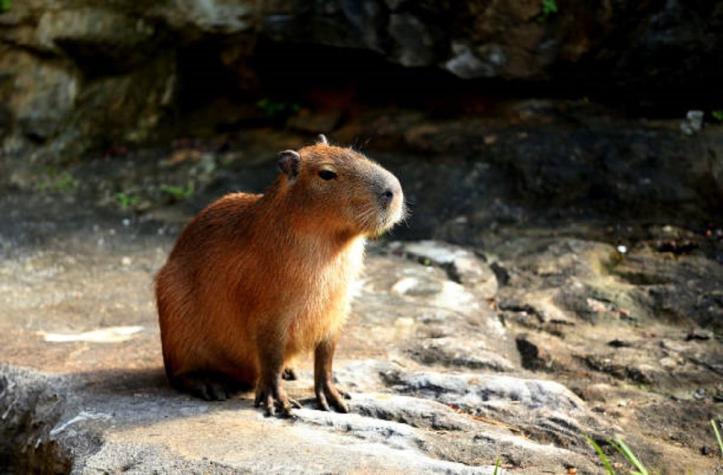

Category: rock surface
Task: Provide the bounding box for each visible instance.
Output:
[1,3,721,470]
[0,139,721,472]
[0,192,596,473]
[360,110,723,230]
[1,0,722,158]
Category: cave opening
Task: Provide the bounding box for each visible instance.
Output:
[170,37,722,140]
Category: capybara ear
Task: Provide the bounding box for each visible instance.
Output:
[278,150,301,178]
[317,134,329,145]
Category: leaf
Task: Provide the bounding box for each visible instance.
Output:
[712,419,723,458]
[160,183,194,200]
[542,0,558,16]
[116,192,139,210]
[610,438,649,475]
[586,436,616,475]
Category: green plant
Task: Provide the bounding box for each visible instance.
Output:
[38,170,78,193]
[160,183,194,201]
[0,0,11,13]
[116,192,139,210]
[586,437,615,474]
[256,98,300,119]
[609,438,649,475]
[712,110,723,122]
[712,419,723,458]
[590,424,723,473]
[541,0,558,18]
[492,458,501,475]
[587,435,649,475]
[53,172,77,192]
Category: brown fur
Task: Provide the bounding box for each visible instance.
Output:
[155,141,404,413]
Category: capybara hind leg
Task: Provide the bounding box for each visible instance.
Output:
[171,372,248,401]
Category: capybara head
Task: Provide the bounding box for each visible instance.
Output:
[276,136,405,236]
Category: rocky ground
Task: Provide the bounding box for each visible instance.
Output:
[2,1,722,473]
[0,118,721,474]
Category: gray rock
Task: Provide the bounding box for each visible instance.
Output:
[388,14,439,67]
[382,370,585,412]
[396,240,498,299]
[680,110,704,135]
[0,51,79,141]
[380,368,608,454]
[151,0,255,35]
[409,337,516,372]
[36,8,157,66]
[445,44,498,79]
[350,392,477,431]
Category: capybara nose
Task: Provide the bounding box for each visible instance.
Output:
[374,169,403,210]
[379,189,395,207]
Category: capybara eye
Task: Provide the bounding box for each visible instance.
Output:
[318,170,337,180]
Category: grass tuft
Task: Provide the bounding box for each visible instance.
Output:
[586,436,615,474]
[256,98,300,119]
[712,419,723,458]
[116,192,139,210]
[541,0,558,18]
[160,183,194,201]
[588,424,723,474]
[38,170,78,193]
[492,457,501,475]
[608,438,649,475]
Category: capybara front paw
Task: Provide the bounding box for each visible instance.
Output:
[315,381,350,413]
[254,380,300,417]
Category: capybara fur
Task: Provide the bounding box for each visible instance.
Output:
[155,136,404,415]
